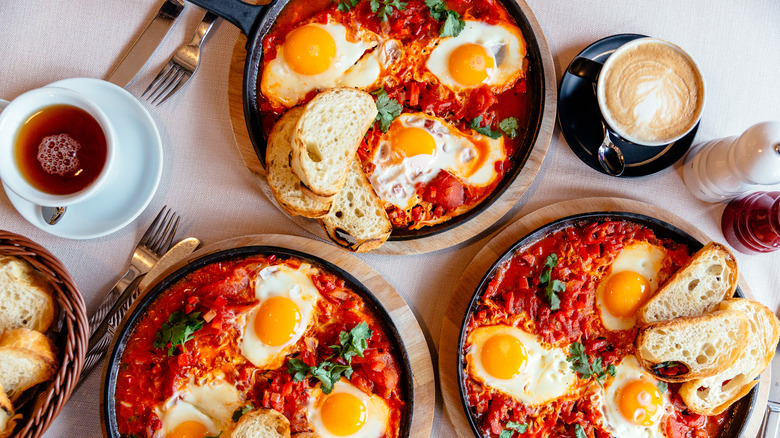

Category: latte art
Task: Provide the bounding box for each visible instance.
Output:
[599,40,704,145]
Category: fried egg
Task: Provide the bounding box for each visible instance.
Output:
[239,263,320,369]
[426,20,526,91]
[601,355,670,437]
[466,325,577,406]
[261,22,381,108]
[595,241,667,330]
[368,113,504,209]
[306,378,391,438]
[154,378,242,438]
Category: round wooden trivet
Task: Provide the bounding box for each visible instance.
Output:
[225,0,557,255]
[438,197,768,437]
[143,233,435,438]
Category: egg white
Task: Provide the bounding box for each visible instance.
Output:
[154,378,242,438]
[306,378,391,438]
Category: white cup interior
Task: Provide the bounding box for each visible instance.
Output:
[0,87,117,207]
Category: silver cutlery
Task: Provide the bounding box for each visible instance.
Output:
[142,11,219,105]
[41,206,66,225]
[760,342,780,436]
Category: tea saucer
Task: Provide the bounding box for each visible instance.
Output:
[3,78,163,239]
[558,34,699,177]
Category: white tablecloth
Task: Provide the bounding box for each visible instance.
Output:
[0,0,778,436]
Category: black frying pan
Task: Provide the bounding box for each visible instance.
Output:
[185,0,546,241]
[456,212,756,438]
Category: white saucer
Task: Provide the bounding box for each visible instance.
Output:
[3,78,163,239]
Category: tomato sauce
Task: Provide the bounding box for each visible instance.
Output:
[115,255,405,437]
[462,220,732,438]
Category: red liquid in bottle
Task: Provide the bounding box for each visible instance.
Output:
[721,191,780,254]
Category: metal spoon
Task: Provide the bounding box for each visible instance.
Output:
[597,123,626,176]
[42,206,66,225]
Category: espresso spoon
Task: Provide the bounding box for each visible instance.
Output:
[597,122,626,176]
[42,206,67,225]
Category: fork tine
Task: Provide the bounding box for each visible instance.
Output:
[155,72,191,106]
[157,216,180,254]
[147,210,176,254]
[139,207,168,246]
[151,69,186,105]
[142,62,174,98]
[146,67,179,103]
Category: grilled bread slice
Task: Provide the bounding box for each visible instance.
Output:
[0,328,58,402]
[267,106,332,218]
[679,299,780,415]
[637,242,738,324]
[232,408,291,438]
[318,157,392,252]
[636,309,749,382]
[290,88,377,201]
[0,256,56,333]
[0,383,17,438]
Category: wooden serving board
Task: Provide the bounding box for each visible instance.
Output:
[225,0,557,255]
[437,197,768,437]
[141,233,435,438]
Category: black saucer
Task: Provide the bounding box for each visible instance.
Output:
[558,34,699,177]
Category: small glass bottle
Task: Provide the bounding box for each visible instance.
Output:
[721,191,780,254]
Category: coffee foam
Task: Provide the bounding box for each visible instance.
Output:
[37,133,81,176]
[600,41,704,144]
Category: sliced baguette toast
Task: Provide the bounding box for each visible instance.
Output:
[266,106,333,218]
[679,299,780,415]
[232,408,291,438]
[636,309,749,382]
[0,256,56,333]
[318,157,392,252]
[638,242,738,324]
[0,328,58,402]
[290,88,378,200]
[0,383,17,438]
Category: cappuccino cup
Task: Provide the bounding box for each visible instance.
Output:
[571,37,705,147]
[0,86,117,207]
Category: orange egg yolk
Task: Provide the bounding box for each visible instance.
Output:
[255,296,302,346]
[284,25,336,75]
[603,270,652,317]
[618,379,663,426]
[167,420,209,438]
[392,127,436,157]
[481,334,527,379]
[320,392,368,436]
[449,43,495,86]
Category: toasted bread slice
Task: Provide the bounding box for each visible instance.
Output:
[0,382,18,438]
[0,328,58,402]
[638,242,738,324]
[318,157,392,252]
[290,88,378,200]
[636,309,749,382]
[267,106,333,218]
[0,256,56,333]
[679,299,780,415]
[232,408,291,438]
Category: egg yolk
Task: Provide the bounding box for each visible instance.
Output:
[168,420,209,438]
[284,25,336,75]
[618,379,663,426]
[603,270,652,317]
[481,334,527,379]
[392,127,436,157]
[255,296,302,346]
[449,43,495,86]
[321,392,368,436]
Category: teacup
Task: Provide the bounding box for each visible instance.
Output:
[570,37,706,147]
[0,87,117,207]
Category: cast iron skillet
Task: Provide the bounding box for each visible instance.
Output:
[185,0,546,241]
[456,212,756,438]
[101,246,414,437]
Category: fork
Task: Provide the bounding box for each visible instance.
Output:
[87,206,180,334]
[142,11,219,105]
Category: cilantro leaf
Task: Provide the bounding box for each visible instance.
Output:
[231,403,255,422]
[499,421,528,437]
[332,321,373,362]
[566,342,615,389]
[369,0,407,21]
[470,116,502,139]
[425,0,446,20]
[499,431,512,438]
[425,0,465,37]
[607,363,617,377]
[310,361,353,394]
[153,311,204,356]
[286,358,311,382]
[657,381,668,394]
[538,253,563,310]
[499,117,519,139]
[335,0,360,11]
[374,91,402,132]
[574,424,587,438]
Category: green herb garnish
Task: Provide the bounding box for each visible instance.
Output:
[369,0,407,21]
[470,116,502,139]
[657,381,668,394]
[499,421,528,437]
[335,0,360,11]
[153,311,204,356]
[538,253,563,310]
[231,403,256,422]
[499,117,519,139]
[329,322,374,362]
[374,90,403,132]
[425,0,465,37]
[566,342,616,389]
[574,424,587,438]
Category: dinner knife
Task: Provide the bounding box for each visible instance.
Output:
[75,237,200,390]
[106,0,185,87]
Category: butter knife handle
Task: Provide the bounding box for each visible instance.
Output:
[185,0,266,36]
[87,267,142,335]
[761,401,780,437]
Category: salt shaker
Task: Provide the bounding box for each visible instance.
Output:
[683,121,780,203]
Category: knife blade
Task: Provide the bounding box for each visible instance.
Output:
[107,0,185,87]
[75,237,200,390]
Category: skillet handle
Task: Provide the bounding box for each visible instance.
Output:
[185,0,267,36]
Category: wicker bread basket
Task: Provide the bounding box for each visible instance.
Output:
[0,230,88,438]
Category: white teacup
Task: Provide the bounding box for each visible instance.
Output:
[0,87,117,207]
